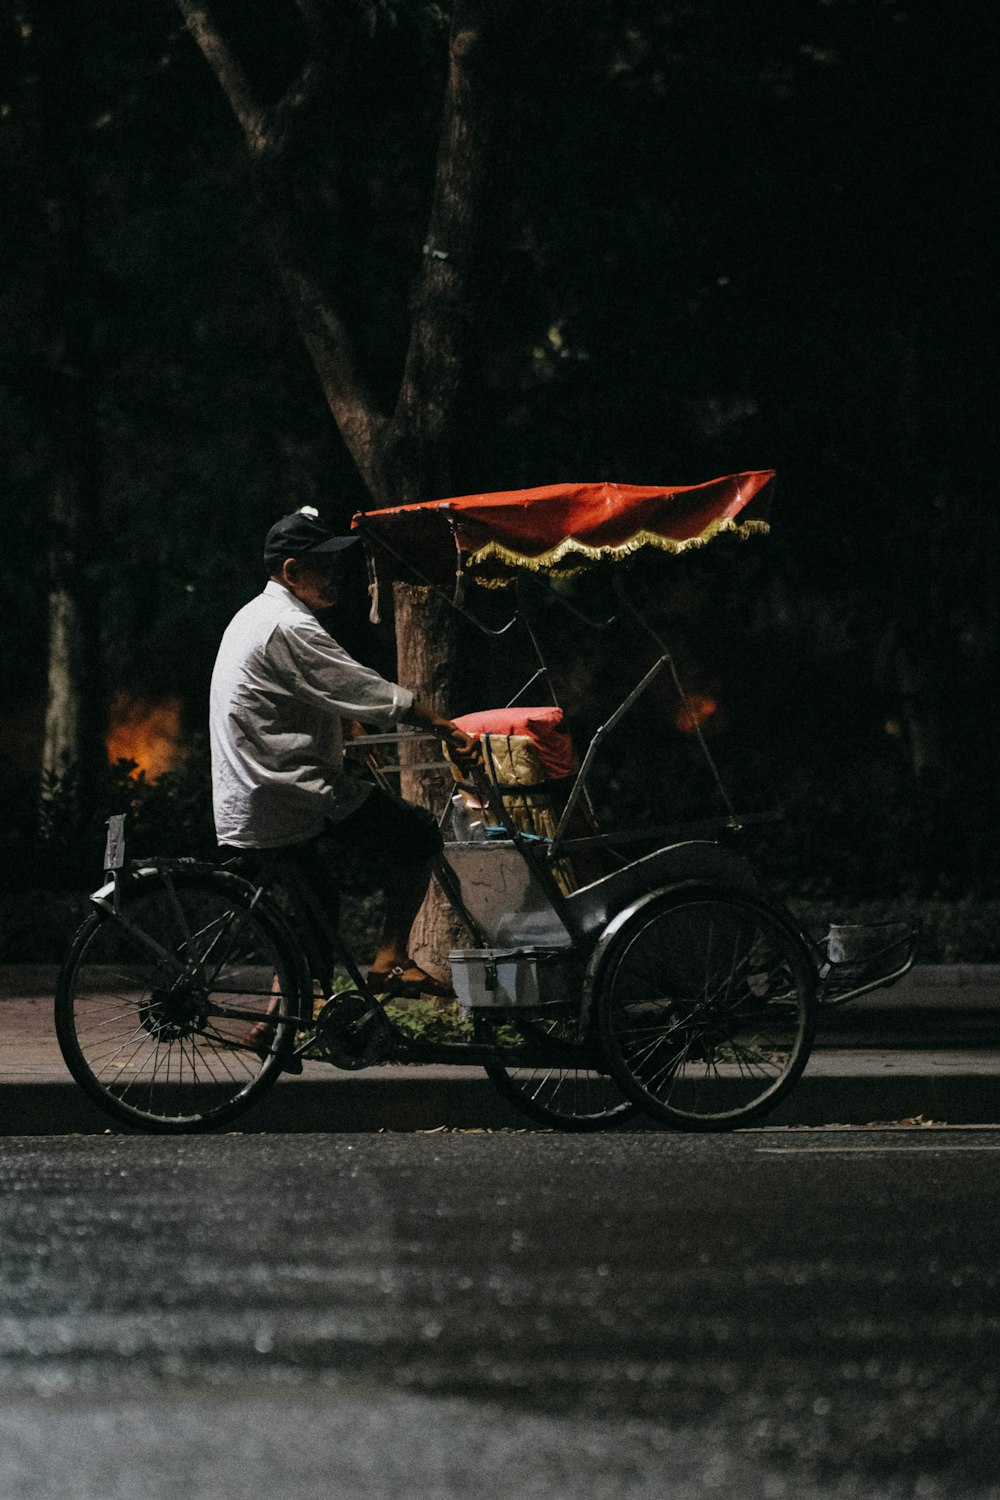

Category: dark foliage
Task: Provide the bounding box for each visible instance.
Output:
[1,0,998,914]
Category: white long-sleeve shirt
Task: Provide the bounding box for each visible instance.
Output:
[210,580,414,848]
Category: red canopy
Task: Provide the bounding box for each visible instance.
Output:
[354,471,774,584]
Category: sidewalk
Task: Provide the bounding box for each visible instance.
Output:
[2,965,998,1135]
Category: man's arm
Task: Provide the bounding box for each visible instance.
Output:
[273,617,480,762]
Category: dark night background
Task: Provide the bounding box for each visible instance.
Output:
[1,0,998,954]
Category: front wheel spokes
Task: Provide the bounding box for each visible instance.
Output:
[474,1007,638,1133]
[152,887,266,994]
[598,891,816,1129]
[181,1030,253,1090]
[159,902,249,990]
[631,1024,701,1097]
[106,1024,177,1104]
[87,1023,161,1082]
[611,995,787,1089]
[616,918,760,1015]
[57,871,300,1131]
[182,909,247,987]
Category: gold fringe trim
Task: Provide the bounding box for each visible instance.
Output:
[465,516,771,580]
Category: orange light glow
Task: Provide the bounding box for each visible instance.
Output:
[107,694,184,779]
[675,694,718,734]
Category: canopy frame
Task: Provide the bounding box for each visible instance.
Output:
[354,515,748,858]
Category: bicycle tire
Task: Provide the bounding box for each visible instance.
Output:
[596,887,817,1130]
[55,866,306,1133]
[474,1006,638,1132]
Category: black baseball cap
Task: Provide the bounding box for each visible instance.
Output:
[264,507,360,572]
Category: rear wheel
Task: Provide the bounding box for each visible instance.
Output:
[55,868,304,1133]
[475,1006,638,1131]
[597,888,816,1130]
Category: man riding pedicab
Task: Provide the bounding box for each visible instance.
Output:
[209,507,479,1059]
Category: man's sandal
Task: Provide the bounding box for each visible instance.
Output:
[365,963,455,999]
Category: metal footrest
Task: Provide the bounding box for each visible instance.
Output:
[817,921,920,1007]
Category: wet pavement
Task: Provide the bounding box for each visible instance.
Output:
[2,1129,1000,1497]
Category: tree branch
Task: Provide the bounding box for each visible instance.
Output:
[173,0,387,485]
[276,257,390,494]
[175,0,271,153]
[394,0,506,486]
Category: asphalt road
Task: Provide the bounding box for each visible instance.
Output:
[2,1129,1000,1499]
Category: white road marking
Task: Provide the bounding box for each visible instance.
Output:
[756,1144,1000,1154]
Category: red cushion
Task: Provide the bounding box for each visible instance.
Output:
[452,706,579,780]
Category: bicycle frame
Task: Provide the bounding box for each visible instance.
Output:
[90,815,605,1072]
[228,852,588,1070]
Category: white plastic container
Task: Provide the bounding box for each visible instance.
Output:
[450,947,577,1009]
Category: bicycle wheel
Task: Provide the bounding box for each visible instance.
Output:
[55,867,305,1133]
[474,1006,638,1132]
[597,888,816,1130]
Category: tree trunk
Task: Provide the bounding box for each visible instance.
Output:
[29,3,107,807]
[893,326,940,782]
[393,582,465,978]
[893,644,939,782]
[42,467,104,795]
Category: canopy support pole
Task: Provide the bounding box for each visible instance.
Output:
[356,522,560,712]
[550,655,670,854]
[612,576,739,825]
[355,523,522,638]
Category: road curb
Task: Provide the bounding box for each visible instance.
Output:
[2,964,1000,998]
[903,965,1000,987]
[4,1067,1000,1137]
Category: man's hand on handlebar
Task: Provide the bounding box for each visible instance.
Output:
[342,720,368,761]
[442,724,482,768]
[405,700,482,768]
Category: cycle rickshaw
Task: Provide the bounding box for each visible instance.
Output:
[54,471,917,1134]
